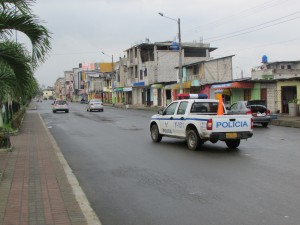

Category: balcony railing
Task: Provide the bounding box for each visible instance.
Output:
[187,74,199,81]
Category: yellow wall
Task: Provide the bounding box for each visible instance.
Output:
[277,80,300,111]
[100,62,116,72]
[43,91,53,99]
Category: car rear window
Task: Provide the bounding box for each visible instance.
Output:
[91,100,102,103]
[249,105,267,113]
[190,102,219,113]
[56,101,67,105]
[247,100,266,106]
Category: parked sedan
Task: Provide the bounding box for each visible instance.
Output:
[227,100,271,127]
[87,99,104,112]
[52,100,69,113]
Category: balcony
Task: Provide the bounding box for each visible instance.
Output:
[187,74,199,82]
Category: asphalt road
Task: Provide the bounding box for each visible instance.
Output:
[39,101,300,225]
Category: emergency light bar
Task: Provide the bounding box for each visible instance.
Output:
[177,93,208,100]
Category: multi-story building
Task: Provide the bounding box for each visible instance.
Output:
[176,55,235,106]
[122,41,217,107]
[64,70,76,101]
[42,89,54,100]
[115,56,132,104]
[79,62,116,102]
[251,58,300,113]
[54,77,65,100]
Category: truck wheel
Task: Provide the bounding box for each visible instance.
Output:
[225,139,240,149]
[261,122,268,127]
[151,124,162,143]
[187,129,202,151]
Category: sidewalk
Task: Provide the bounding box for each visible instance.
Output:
[0,106,101,225]
[269,114,300,128]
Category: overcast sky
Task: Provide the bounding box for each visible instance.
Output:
[25,0,300,87]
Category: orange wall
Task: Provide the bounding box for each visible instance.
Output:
[100,62,116,72]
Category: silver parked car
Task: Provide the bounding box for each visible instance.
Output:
[52,100,69,113]
[227,100,271,127]
[87,99,103,112]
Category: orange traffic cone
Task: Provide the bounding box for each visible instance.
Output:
[217,96,224,115]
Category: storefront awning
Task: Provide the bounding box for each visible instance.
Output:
[133,81,145,87]
[114,87,123,92]
[211,82,254,89]
[164,83,176,90]
[164,81,191,90]
[214,89,232,96]
[151,84,164,88]
[173,81,191,89]
[123,87,132,92]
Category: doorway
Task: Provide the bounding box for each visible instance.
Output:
[281,86,297,113]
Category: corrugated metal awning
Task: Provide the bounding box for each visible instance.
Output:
[211,82,253,89]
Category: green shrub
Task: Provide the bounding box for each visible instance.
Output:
[0,129,11,148]
[11,107,26,130]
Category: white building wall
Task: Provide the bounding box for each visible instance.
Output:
[156,51,178,83]
[203,58,233,82]
[260,82,277,113]
[132,87,142,105]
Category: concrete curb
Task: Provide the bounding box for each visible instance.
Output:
[0,147,12,184]
[39,114,102,225]
[0,146,13,152]
[270,119,300,128]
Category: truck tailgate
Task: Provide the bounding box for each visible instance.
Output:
[212,115,252,132]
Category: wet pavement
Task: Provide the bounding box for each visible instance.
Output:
[0,102,299,225]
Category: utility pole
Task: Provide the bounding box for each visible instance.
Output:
[159,12,183,94]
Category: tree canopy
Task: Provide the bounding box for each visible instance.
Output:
[0,0,52,125]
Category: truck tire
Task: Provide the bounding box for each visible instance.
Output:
[151,124,162,143]
[225,139,240,149]
[261,122,268,127]
[187,129,202,151]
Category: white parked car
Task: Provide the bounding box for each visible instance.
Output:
[87,99,104,112]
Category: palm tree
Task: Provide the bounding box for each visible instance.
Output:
[0,0,51,127]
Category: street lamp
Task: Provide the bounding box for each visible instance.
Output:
[101,52,114,75]
[102,51,115,104]
[158,12,183,94]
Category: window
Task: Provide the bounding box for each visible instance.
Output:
[193,65,199,75]
[191,103,207,113]
[190,102,219,113]
[287,65,292,69]
[144,68,147,76]
[177,101,188,115]
[135,66,138,78]
[140,70,143,80]
[164,102,178,115]
[237,102,245,110]
[281,65,285,69]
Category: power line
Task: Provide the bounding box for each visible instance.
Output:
[212,36,300,55]
[189,0,292,33]
[207,15,300,42]
[205,11,300,42]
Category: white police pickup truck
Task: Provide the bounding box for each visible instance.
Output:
[150,94,253,150]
